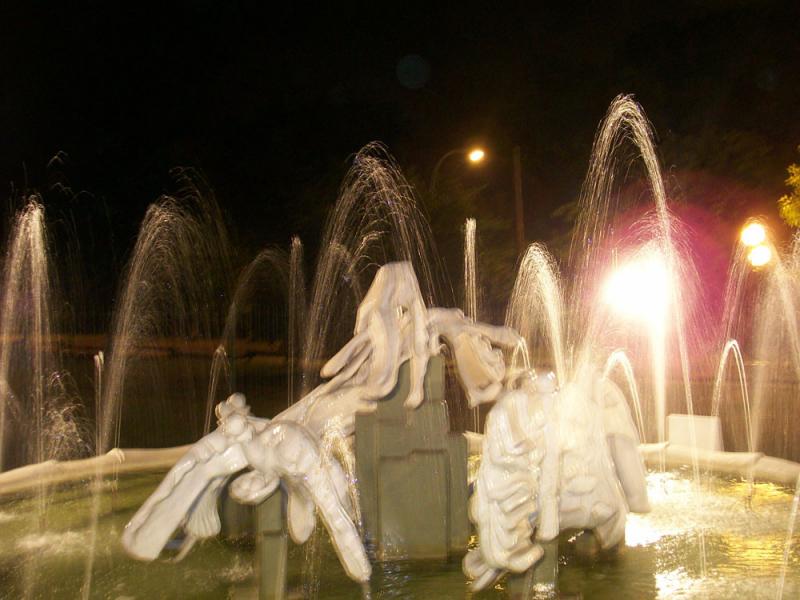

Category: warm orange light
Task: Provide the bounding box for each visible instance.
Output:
[740,222,766,247]
[747,244,772,267]
[467,148,485,163]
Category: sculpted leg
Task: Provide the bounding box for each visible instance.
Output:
[185,476,227,539]
[287,489,316,544]
[253,422,371,583]
[303,463,370,582]
[598,379,650,513]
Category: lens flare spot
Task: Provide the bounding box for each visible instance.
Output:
[603,252,670,325]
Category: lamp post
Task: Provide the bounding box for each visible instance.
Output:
[430,147,486,194]
[512,145,525,256]
[431,145,526,254]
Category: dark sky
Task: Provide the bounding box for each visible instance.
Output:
[1,1,798,254]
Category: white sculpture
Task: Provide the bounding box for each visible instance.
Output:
[279,262,431,436]
[122,393,371,582]
[462,362,650,591]
[122,261,649,590]
[123,262,433,582]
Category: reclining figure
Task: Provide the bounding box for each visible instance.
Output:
[122,393,371,581]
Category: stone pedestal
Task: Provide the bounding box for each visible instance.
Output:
[255,487,288,600]
[667,414,724,451]
[220,483,287,600]
[223,355,469,597]
[507,539,559,599]
[354,356,469,560]
[220,484,254,540]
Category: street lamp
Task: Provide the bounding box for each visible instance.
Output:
[740,222,766,247]
[431,145,525,255]
[467,148,485,163]
[748,244,772,267]
[430,147,486,193]
[740,220,773,268]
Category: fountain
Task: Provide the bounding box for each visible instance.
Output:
[0,96,799,598]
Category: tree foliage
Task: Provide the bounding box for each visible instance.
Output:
[778,150,800,228]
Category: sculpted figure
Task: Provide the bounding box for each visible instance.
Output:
[462,358,650,591]
[122,393,371,582]
[279,261,431,437]
[123,262,433,582]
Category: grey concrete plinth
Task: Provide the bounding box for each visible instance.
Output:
[255,487,288,600]
[355,356,469,560]
[507,539,559,599]
[220,483,255,540]
[220,482,288,600]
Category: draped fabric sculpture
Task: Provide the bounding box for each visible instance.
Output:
[122,262,649,589]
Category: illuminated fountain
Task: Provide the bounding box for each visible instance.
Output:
[119,262,650,595]
[0,97,799,598]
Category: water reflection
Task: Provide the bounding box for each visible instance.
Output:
[618,471,799,598]
[0,470,797,598]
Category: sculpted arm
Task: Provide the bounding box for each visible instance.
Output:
[122,432,248,561]
[280,262,434,434]
[428,308,524,409]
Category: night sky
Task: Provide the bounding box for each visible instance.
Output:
[2,1,799,262]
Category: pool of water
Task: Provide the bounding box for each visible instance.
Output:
[0,469,797,598]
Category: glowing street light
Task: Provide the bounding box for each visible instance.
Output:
[739,220,772,268]
[431,147,487,193]
[467,148,485,163]
[740,222,766,247]
[747,244,772,267]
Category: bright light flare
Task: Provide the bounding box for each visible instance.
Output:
[603,252,670,325]
[747,244,772,267]
[740,222,766,247]
[467,148,485,163]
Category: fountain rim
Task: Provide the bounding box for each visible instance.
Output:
[1,438,799,497]
[637,442,800,487]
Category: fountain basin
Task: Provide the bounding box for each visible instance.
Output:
[1,456,797,598]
